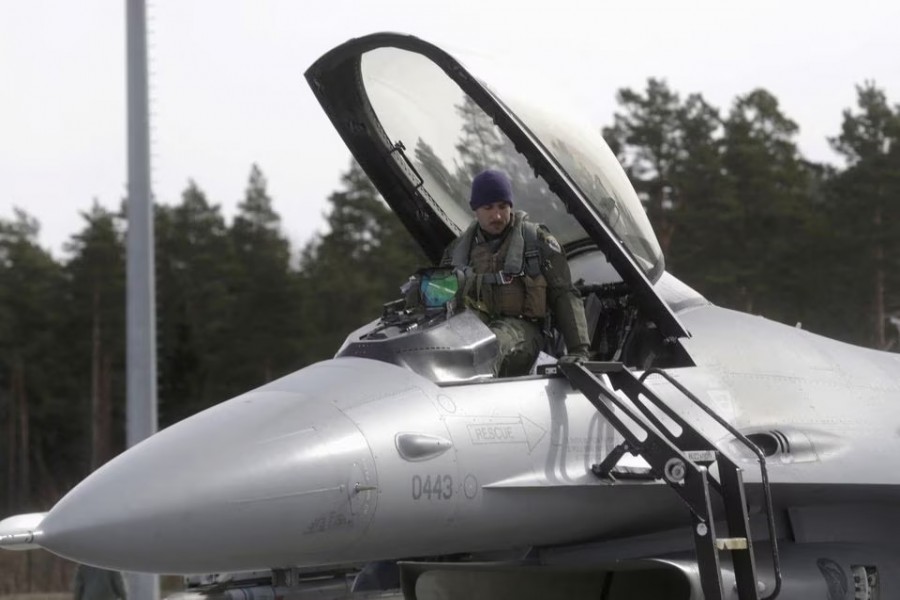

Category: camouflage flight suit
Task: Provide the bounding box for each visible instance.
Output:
[442,211,590,377]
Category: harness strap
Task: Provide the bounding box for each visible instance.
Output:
[450,222,477,267]
[448,212,543,279]
[522,221,542,278]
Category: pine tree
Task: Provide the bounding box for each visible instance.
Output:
[719,88,815,319]
[155,182,238,424]
[827,82,900,348]
[454,96,509,180]
[63,203,127,472]
[604,79,687,255]
[298,160,426,363]
[603,79,729,282]
[228,165,302,388]
[0,211,70,511]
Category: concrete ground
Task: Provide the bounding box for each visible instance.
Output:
[0,594,71,600]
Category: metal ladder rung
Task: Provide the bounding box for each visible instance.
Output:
[716,537,749,551]
[683,450,718,463]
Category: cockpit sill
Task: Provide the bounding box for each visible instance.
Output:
[335,248,705,385]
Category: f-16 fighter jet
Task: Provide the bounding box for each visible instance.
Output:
[4,33,900,600]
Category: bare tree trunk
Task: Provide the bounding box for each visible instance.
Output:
[91,288,103,470]
[34,440,62,505]
[100,350,113,462]
[5,378,16,512]
[647,179,676,256]
[874,204,886,349]
[91,285,115,469]
[739,285,754,315]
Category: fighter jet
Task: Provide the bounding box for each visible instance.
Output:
[3,33,900,600]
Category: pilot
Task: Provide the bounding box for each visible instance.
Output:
[441,169,591,376]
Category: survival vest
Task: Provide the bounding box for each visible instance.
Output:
[443,212,548,319]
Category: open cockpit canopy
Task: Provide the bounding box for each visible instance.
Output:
[306,33,687,339]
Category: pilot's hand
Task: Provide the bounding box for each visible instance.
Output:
[558,346,591,365]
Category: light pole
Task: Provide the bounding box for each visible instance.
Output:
[125,1,158,599]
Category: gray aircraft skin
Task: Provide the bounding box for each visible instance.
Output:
[3,33,900,600]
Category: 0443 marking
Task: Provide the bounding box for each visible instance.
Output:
[411,474,452,500]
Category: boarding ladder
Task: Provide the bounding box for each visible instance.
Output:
[556,361,782,600]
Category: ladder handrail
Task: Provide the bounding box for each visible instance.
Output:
[639,367,782,600]
[605,367,730,492]
[576,362,710,452]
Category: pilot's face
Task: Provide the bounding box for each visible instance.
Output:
[474,201,512,236]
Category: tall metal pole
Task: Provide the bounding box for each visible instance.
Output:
[125,1,158,599]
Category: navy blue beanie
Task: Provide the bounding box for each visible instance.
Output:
[469,169,513,210]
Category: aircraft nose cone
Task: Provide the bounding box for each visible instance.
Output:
[39,362,379,573]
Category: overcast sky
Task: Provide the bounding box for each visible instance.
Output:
[2,0,898,257]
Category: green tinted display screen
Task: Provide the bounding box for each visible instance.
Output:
[420,270,459,308]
